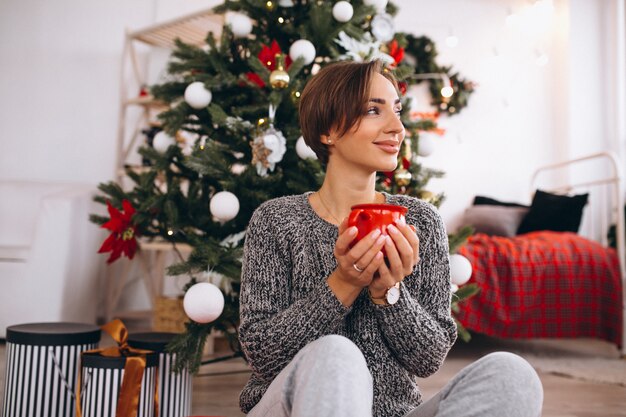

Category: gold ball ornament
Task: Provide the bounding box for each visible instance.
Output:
[394,169,412,186]
[270,54,290,89]
[270,68,290,89]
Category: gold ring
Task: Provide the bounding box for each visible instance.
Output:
[353,263,365,273]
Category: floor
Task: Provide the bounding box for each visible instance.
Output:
[1,334,626,416]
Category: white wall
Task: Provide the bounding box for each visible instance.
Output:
[0,0,163,185]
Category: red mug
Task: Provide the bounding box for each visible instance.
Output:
[348,203,408,254]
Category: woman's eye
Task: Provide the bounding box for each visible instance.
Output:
[395,108,403,116]
[367,107,379,115]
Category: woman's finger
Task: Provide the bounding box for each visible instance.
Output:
[386,224,414,273]
[337,217,349,235]
[370,259,395,293]
[383,235,405,276]
[334,226,358,257]
[400,223,420,265]
[353,233,387,271]
[342,229,383,264]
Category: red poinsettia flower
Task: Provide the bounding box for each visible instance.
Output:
[246,40,292,88]
[258,40,292,71]
[98,200,139,264]
[388,40,405,66]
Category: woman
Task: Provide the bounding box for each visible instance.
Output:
[238,60,543,417]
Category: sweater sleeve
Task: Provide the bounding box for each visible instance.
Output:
[372,199,457,377]
[238,202,351,383]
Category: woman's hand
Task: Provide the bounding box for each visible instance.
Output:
[327,218,387,306]
[370,217,420,298]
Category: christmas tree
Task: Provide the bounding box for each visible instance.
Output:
[91,0,476,372]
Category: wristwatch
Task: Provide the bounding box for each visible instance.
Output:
[369,282,401,306]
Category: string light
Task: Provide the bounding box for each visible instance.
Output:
[167,229,174,236]
[411,73,454,99]
[278,17,284,23]
[441,85,454,98]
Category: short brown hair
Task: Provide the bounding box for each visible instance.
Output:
[299,60,398,165]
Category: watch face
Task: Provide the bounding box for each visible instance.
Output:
[386,286,400,305]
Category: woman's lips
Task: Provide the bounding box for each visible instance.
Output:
[374,141,400,154]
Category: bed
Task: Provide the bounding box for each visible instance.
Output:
[454,152,626,356]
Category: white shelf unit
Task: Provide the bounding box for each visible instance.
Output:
[116,8,224,181]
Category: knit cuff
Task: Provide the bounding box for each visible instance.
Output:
[319,278,353,318]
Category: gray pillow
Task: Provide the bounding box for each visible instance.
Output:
[463,205,529,237]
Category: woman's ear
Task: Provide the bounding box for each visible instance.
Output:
[321,134,333,145]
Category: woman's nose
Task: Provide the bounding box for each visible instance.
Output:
[385,112,405,135]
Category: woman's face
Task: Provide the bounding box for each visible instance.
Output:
[328,72,405,173]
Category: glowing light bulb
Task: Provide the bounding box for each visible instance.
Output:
[441,85,454,98]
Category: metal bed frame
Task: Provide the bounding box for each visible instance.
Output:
[530,151,625,356]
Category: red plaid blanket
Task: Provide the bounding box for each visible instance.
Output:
[456,231,623,347]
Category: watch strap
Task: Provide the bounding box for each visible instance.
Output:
[368,282,401,306]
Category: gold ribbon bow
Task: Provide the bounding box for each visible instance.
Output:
[75,319,159,417]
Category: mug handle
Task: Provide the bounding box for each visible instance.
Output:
[348,209,372,235]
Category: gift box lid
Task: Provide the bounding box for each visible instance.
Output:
[6,322,101,346]
[81,351,159,369]
[128,332,178,352]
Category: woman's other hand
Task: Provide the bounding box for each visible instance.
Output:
[327,218,387,306]
[370,218,420,298]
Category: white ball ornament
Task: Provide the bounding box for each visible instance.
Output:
[209,191,240,222]
[183,282,225,323]
[227,12,253,38]
[332,1,354,23]
[449,254,473,286]
[295,136,317,160]
[153,131,176,153]
[417,133,437,157]
[363,0,388,12]
[289,40,316,66]
[184,82,212,109]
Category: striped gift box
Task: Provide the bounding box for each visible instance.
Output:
[78,351,159,417]
[128,332,193,417]
[2,322,101,417]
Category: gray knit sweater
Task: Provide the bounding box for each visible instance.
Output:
[238,192,457,417]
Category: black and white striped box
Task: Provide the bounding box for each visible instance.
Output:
[2,322,101,417]
[79,350,159,417]
[128,332,193,417]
